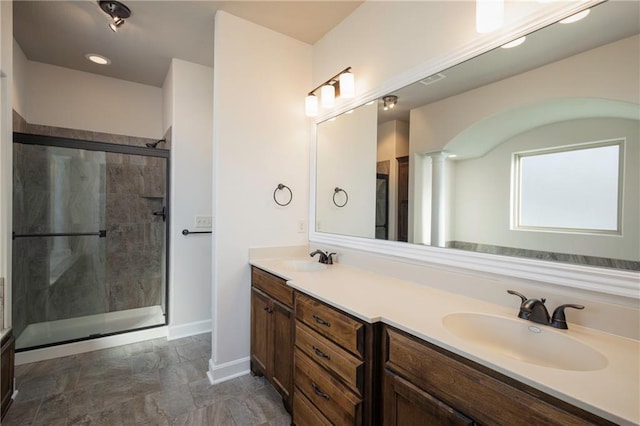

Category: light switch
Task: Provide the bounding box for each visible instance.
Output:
[195,216,212,228]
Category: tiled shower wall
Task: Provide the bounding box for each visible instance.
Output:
[12,111,168,339]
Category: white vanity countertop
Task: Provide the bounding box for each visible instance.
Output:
[250,257,640,426]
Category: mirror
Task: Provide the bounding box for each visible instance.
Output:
[315,1,639,271]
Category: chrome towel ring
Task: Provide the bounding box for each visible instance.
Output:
[333,187,348,207]
[273,183,293,206]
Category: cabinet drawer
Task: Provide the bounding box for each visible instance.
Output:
[385,326,610,426]
[296,322,363,395]
[293,389,332,426]
[252,267,293,308]
[295,293,364,358]
[295,349,362,425]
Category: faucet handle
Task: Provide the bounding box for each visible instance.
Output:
[326,253,336,265]
[550,304,585,330]
[507,290,527,304]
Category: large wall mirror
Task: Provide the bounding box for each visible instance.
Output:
[314,1,639,282]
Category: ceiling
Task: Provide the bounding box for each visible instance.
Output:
[13,0,363,87]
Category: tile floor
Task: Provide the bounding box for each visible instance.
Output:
[3,333,291,425]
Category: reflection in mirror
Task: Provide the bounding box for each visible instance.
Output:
[315,1,639,271]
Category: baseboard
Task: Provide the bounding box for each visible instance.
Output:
[167,319,211,341]
[15,326,168,365]
[207,356,250,384]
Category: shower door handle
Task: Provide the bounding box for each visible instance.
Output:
[152,206,166,222]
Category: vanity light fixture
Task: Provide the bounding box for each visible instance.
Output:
[99,0,131,33]
[560,9,590,24]
[304,67,355,117]
[85,53,111,65]
[501,36,526,49]
[476,0,504,33]
[382,95,398,111]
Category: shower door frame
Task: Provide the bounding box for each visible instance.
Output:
[13,132,170,350]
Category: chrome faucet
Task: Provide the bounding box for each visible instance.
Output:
[310,249,336,265]
[508,290,584,329]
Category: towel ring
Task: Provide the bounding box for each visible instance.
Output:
[333,187,348,208]
[273,183,293,207]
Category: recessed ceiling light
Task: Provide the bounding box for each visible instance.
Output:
[560,9,590,24]
[501,36,526,49]
[85,54,111,65]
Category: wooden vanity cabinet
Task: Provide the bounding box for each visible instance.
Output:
[1,330,15,420]
[381,325,615,426]
[250,267,294,412]
[293,292,377,426]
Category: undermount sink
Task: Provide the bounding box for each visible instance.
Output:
[442,313,608,371]
[282,260,328,272]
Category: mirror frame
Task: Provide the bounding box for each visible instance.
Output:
[308,0,639,299]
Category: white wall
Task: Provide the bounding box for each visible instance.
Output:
[166,59,214,339]
[0,0,13,330]
[12,39,27,118]
[22,61,163,139]
[210,11,311,381]
[162,64,173,135]
[317,104,377,238]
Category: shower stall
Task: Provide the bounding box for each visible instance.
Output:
[12,133,169,351]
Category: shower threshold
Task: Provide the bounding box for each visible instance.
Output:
[16,305,165,350]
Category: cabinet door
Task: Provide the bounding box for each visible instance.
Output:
[271,299,293,408]
[251,288,272,376]
[383,370,474,426]
[1,333,15,419]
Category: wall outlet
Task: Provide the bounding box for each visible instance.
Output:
[297,219,305,233]
[195,216,212,228]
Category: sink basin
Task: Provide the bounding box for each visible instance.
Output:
[442,313,608,371]
[282,260,328,272]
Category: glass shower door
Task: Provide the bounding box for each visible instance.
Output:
[12,139,168,350]
[13,143,108,349]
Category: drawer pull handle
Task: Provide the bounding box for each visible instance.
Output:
[263,306,272,313]
[312,345,331,360]
[313,314,331,327]
[311,382,330,400]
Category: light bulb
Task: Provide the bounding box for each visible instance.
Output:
[321,84,335,108]
[305,94,318,117]
[476,0,504,33]
[339,72,355,98]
